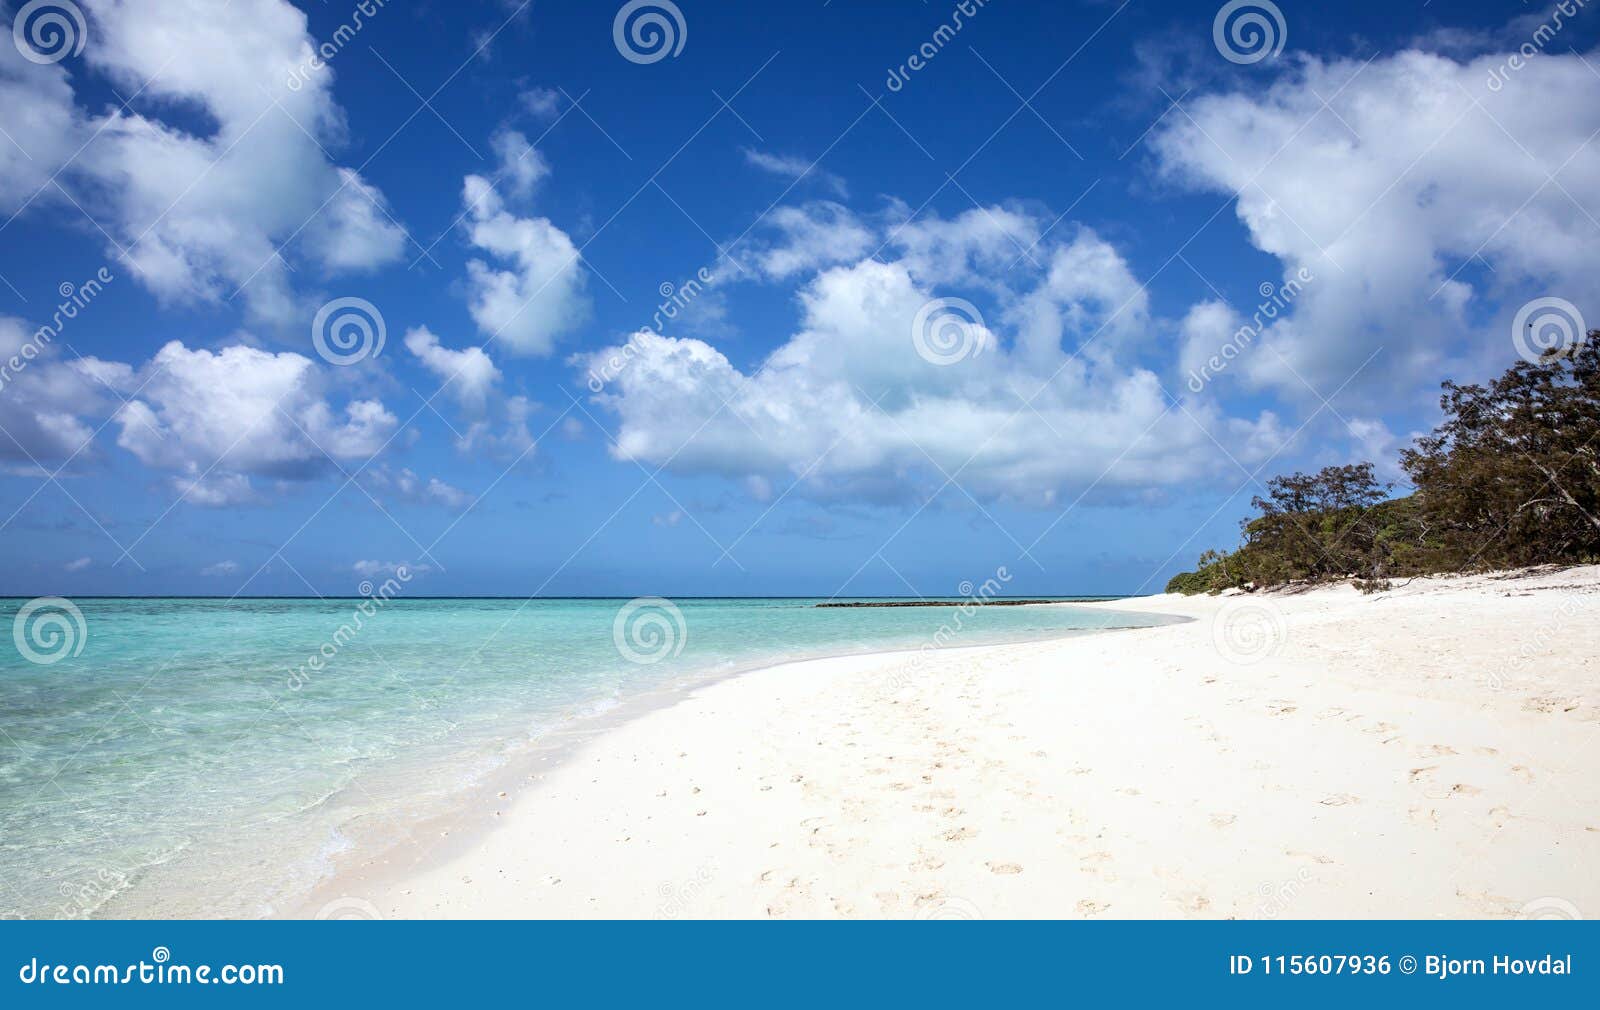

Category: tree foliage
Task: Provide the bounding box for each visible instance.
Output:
[1166,336,1600,595]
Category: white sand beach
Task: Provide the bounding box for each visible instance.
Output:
[309,567,1600,920]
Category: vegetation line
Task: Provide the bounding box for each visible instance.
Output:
[1168,337,1600,595]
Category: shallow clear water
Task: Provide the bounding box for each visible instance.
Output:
[0,596,1176,918]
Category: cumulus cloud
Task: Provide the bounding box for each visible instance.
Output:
[109,342,398,506]
[64,556,91,572]
[1151,47,1600,397]
[401,325,536,461]
[0,317,122,468]
[581,237,1286,504]
[887,204,1044,292]
[740,202,876,280]
[404,325,502,413]
[460,158,590,354]
[488,129,551,200]
[0,0,406,327]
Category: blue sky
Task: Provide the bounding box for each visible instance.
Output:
[0,0,1596,597]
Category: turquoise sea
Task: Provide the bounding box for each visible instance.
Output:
[0,596,1178,918]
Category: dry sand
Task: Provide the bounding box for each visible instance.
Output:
[306,566,1600,919]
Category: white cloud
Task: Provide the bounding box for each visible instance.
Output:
[581,237,1285,504]
[353,559,430,578]
[888,205,1043,292]
[362,464,474,509]
[173,470,260,507]
[1343,417,1409,482]
[1151,47,1600,397]
[489,130,551,200]
[110,341,398,505]
[0,44,80,214]
[64,556,91,572]
[741,147,848,197]
[201,560,240,577]
[460,165,590,355]
[400,325,535,461]
[0,0,406,327]
[404,325,501,413]
[742,202,876,280]
[0,317,122,467]
[454,394,538,461]
[519,87,562,121]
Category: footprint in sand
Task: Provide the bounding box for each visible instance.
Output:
[942,826,979,842]
[1319,793,1359,807]
[1510,765,1534,783]
[1076,899,1110,917]
[986,862,1024,875]
[1408,806,1440,827]
[1489,806,1512,828]
[1181,893,1212,914]
[1448,783,1483,796]
[1210,813,1237,828]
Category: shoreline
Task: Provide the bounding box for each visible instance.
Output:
[298,568,1599,919]
[287,607,1177,919]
